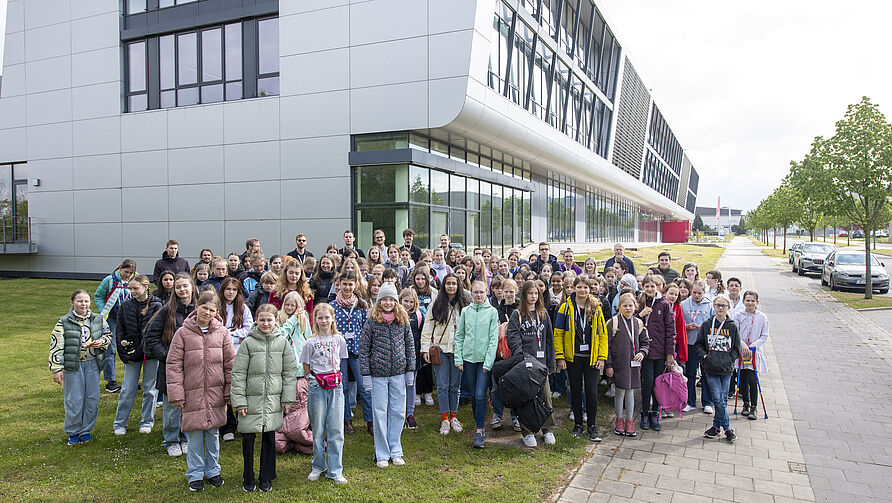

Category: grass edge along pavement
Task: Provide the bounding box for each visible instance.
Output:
[749,237,892,310]
[580,243,725,276]
[0,278,616,503]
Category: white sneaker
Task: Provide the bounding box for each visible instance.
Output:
[569,411,575,421]
[222,432,235,441]
[551,391,562,399]
[333,475,348,485]
[376,460,389,468]
[180,441,188,455]
[138,426,152,434]
[439,420,451,435]
[582,413,587,423]
[308,469,323,481]
[391,457,405,466]
[605,384,616,398]
[704,406,715,415]
[424,393,434,406]
[414,395,421,406]
[523,434,538,447]
[512,417,522,432]
[543,432,556,445]
[451,417,463,432]
[166,444,183,457]
[114,428,126,436]
[682,405,696,412]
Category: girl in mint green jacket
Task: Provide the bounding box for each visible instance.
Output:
[454,281,499,449]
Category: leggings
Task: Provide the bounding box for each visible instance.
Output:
[640,357,666,412]
[614,388,635,419]
[738,369,758,406]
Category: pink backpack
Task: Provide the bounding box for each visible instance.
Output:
[654,370,688,418]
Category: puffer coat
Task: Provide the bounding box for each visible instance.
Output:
[115,295,163,364]
[231,324,298,433]
[275,377,313,454]
[166,312,235,432]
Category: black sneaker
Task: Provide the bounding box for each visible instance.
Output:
[259,480,272,492]
[739,405,749,417]
[704,426,719,439]
[207,475,224,488]
[243,479,256,492]
[472,431,485,449]
[639,411,651,430]
[725,429,737,443]
[728,389,736,399]
[570,424,585,437]
[649,411,661,432]
[588,426,602,442]
[405,415,418,429]
[747,409,758,420]
[189,480,204,492]
[105,380,121,393]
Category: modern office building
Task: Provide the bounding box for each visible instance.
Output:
[0,0,698,277]
[695,206,742,232]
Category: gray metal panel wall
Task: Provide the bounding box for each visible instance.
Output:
[610,57,649,179]
[678,153,692,207]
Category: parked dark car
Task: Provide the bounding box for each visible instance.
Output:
[821,250,889,294]
[793,243,836,276]
[852,229,865,239]
[788,242,803,264]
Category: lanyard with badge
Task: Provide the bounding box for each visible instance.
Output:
[343,298,358,340]
[577,300,590,352]
[533,313,545,358]
[741,313,755,365]
[625,316,641,367]
[710,317,727,351]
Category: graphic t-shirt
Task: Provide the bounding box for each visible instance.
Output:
[299,334,348,374]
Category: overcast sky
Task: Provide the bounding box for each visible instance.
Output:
[1,1,889,213]
[601,0,892,212]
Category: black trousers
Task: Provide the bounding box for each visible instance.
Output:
[640,357,666,412]
[416,363,434,394]
[567,358,598,428]
[242,431,277,484]
[221,405,237,435]
[738,369,758,407]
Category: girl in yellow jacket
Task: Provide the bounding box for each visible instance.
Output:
[554,276,607,442]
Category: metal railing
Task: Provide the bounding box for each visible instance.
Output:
[1,216,36,254]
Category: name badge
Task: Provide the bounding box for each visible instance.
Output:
[579,344,590,351]
[536,351,545,358]
[630,360,641,368]
[345,332,355,339]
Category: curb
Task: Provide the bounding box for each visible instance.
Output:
[856,306,892,312]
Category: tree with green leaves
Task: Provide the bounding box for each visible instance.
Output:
[805,97,892,298]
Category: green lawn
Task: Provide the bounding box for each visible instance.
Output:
[581,243,726,276]
[0,279,609,502]
[826,290,892,310]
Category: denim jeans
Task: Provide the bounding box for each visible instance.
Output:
[63,359,101,436]
[705,374,732,430]
[433,353,462,414]
[549,368,568,395]
[341,356,372,422]
[102,316,117,381]
[161,394,186,447]
[113,359,158,430]
[307,379,345,478]
[371,374,407,462]
[461,362,490,430]
[685,349,713,408]
[405,371,416,417]
[183,428,221,482]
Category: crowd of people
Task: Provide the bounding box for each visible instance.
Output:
[49,230,770,492]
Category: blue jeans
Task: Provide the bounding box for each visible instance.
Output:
[102,316,117,381]
[62,360,101,436]
[462,362,490,430]
[161,394,186,447]
[705,374,732,430]
[183,428,220,482]
[371,374,407,462]
[113,359,159,430]
[307,379,345,478]
[549,368,568,395]
[341,356,372,422]
[685,350,714,408]
[405,371,416,417]
[433,353,462,414]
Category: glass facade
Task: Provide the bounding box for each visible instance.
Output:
[643,150,680,203]
[124,16,278,112]
[583,187,636,243]
[0,164,28,243]
[546,177,575,242]
[487,0,619,159]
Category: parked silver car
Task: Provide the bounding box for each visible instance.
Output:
[788,242,803,264]
[821,250,890,294]
[793,243,836,276]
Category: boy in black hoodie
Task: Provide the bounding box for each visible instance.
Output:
[694,294,741,443]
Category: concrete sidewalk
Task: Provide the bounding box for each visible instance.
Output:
[555,237,814,502]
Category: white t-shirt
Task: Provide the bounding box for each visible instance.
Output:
[299,334,348,374]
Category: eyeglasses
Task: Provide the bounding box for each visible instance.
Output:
[713,304,729,308]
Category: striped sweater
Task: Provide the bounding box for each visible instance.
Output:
[358,318,416,378]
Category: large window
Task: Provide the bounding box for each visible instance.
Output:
[125,16,278,112]
[547,177,575,242]
[488,2,513,95]
[127,0,198,14]
[0,164,28,243]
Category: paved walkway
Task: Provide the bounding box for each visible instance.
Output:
[555,236,892,502]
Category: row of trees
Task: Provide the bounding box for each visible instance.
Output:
[746,97,892,298]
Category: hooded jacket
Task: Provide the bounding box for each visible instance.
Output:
[238,269,264,296]
[694,315,741,376]
[115,294,163,364]
[507,309,555,375]
[94,270,133,316]
[165,312,236,432]
[553,294,608,365]
[453,302,500,371]
[530,253,560,275]
[231,323,298,433]
[153,251,190,281]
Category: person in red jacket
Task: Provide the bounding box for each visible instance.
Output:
[166,291,236,492]
[636,275,676,432]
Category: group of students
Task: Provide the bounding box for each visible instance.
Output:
[49,231,770,492]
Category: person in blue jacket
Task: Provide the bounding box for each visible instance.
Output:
[93,259,137,393]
